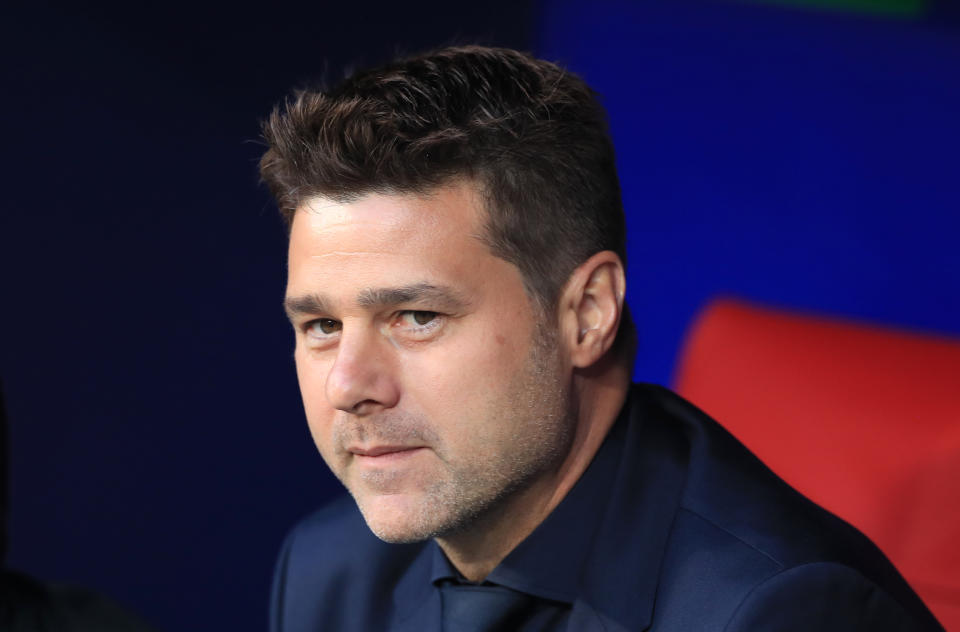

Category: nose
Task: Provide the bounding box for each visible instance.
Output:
[325,329,400,416]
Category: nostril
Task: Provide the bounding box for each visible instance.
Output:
[350,400,382,417]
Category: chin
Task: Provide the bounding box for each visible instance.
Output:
[366,524,428,544]
[354,492,442,543]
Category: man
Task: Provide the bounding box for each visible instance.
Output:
[260,46,942,631]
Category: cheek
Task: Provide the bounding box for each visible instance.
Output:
[401,322,533,433]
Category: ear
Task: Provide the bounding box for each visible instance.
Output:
[557,251,627,369]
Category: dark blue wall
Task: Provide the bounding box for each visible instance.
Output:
[536,0,960,384]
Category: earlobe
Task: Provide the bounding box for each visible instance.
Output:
[561,251,626,369]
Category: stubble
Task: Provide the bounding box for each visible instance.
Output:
[337,323,574,543]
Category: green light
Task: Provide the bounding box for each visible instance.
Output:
[744,0,926,17]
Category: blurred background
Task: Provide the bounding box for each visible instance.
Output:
[1,0,957,630]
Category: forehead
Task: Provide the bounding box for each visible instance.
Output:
[285,183,509,302]
[293,184,483,245]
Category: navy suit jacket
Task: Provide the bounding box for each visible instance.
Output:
[270,384,943,631]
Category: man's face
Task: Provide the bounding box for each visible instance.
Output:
[285,182,574,543]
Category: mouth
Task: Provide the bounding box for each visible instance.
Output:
[348,445,426,462]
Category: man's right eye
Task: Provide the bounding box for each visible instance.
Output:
[306,319,342,337]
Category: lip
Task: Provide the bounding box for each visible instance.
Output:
[349,445,425,458]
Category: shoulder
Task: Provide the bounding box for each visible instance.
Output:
[653,509,942,630]
[723,562,936,631]
[638,384,868,562]
[628,384,942,630]
[270,494,427,632]
[632,383,905,569]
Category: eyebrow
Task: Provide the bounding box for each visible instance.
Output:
[283,293,334,320]
[283,283,471,321]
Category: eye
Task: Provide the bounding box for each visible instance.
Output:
[395,311,443,339]
[405,311,438,326]
[306,318,342,337]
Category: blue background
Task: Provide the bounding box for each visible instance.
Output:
[1,1,957,630]
[538,0,960,383]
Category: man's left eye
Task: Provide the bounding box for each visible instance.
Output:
[401,311,439,327]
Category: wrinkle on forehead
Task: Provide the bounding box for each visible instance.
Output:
[299,195,442,230]
[293,203,488,266]
[296,183,484,234]
[309,251,421,259]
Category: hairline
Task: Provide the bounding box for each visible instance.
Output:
[287,174,563,318]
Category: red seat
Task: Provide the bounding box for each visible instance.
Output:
[674,298,960,630]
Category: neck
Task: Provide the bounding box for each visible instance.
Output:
[435,361,631,582]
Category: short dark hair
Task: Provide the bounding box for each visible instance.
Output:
[260,45,632,348]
